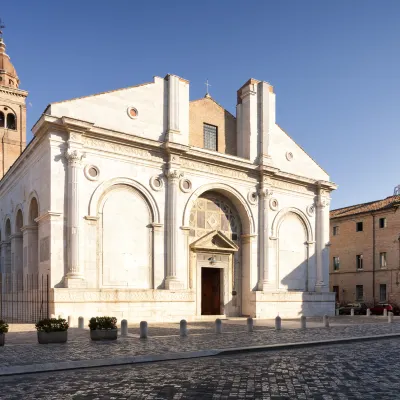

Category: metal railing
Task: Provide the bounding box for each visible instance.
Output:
[0,273,49,323]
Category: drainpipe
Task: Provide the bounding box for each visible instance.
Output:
[372,214,376,304]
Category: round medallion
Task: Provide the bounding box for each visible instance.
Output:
[269,197,279,211]
[179,178,192,193]
[306,204,315,217]
[247,189,258,205]
[286,151,294,161]
[149,176,164,191]
[127,107,138,119]
[84,165,100,181]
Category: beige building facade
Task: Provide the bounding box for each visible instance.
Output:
[330,195,400,306]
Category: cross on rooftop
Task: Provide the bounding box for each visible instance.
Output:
[205,79,211,96]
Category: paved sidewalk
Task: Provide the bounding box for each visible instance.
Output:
[1,317,400,376]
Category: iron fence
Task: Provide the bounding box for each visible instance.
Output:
[0,273,49,323]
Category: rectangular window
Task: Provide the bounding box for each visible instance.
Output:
[356,222,363,232]
[380,284,387,302]
[333,256,340,271]
[333,226,339,236]
[203,123,218,151]
[356,285,364,301]
[356,254,363,270]
[380,252,387,268]
[333,285,339,302]
[379,218,387,229]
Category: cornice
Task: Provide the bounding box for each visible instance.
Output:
[35,211,62,223]
[0,86,28,98]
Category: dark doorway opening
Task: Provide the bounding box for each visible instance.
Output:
[201,267,221,315]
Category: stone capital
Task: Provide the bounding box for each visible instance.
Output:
[166,169,184,182]
[65,149,86,165]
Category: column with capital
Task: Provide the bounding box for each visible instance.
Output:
[258,187,273,291]
[64,148,85,287]
[315,190,328,292]
[165,169,184,290]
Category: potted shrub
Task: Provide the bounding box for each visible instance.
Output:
[35,318,69,344]
[89,316,118,341]
[0,320,9,346]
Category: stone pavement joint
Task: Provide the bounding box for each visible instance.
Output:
[1,332,399,377]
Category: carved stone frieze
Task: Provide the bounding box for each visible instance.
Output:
[53,289,196,302]
[270,179,315,195]
[82,137,161,161]
[181,159,249,180]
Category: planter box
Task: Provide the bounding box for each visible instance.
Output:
[37,330,68,344]
[90,329,118,341]
[0,333,4,347]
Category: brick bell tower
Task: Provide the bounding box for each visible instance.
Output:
[0,25,28,178]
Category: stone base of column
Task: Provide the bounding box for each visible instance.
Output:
[165,276,184,290]
[64,274,87,288]
[315,283,329,293]
[257,280,275,292]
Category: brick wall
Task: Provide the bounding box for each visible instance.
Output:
[330,209,400,305]
[189,97,237,156]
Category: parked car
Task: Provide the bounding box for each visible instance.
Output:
[338,302,368,315]
[370,303,400,315]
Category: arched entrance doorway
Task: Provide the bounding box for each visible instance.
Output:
[188,192,242,316]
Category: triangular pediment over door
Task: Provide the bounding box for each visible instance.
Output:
[190,230,239,252]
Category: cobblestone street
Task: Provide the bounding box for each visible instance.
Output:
[1,318,400,369]
[1,338,400,399]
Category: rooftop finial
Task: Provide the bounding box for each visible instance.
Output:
[0,18,5,38]
[205,79,211,98]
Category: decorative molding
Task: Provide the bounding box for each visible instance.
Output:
[149,175,164,191]
[84,165,100,181]
[269,198,279,211]
[35,212,62,223]
[179,178,192,193]
[166,169,184,181]
[270,179,315,195]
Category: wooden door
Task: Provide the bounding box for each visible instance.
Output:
[201,268,221,315]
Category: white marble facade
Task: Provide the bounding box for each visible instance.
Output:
[0,75,336,321]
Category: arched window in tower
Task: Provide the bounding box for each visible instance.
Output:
[0,111,4,128]
[6,113,16,130]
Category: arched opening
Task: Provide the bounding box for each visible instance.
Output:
[6,113,16,130]
[278,212,308,291]
[5,219,11,239]
[189,191,242,316]
[0,111,4,128]
[3,219,12,277]
[28,198,39,275]
[14,209,24,282]
[99,185,152,288]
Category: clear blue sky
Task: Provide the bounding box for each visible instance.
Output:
[2,1,400,209]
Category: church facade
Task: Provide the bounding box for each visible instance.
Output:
[0,36,336,321]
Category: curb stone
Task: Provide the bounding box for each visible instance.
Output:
[0,333,400,377]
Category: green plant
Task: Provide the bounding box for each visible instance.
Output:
[35,318,69,333]
[88,316,117,331]
[0,320,9,334]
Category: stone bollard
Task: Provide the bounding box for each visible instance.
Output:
[335,309,340,316]
[140,321,148,339]
[180,319,188,337]
[247,317,254,333]
[350,308,354,316]
[275,315,281,331]
[388,312,393,323]
[121,319,128,337]
[215,318,222,334]
[366,308,371,316]
[300,315,307,329]
[384,309,388,317]
[68,315,73,328]
[323,314,329,328]
[78,316,84,329]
